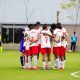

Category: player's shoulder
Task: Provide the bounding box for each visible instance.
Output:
[62,27,66,33]
[41,30,47,33]
[54,28,60,33]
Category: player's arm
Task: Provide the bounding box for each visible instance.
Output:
[53,39,60,43]
[28,35,41,43]
[42,32,55,38]
[61,33,68,41]
[32,35,41,43]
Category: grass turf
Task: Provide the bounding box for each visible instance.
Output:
[0,50,80,80]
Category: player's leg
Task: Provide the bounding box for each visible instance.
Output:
[20,52,25,67]
[59,46,66,69]
[23,50,30,69]
[32,46,38,70]
[53,47,60,69]
[46,48,51,69]
[73,42,76,52]
[52,47,57,68]
[41,48,46,69]
[37,44,41,59]
[27,47,32,69]
[70,42,73,52]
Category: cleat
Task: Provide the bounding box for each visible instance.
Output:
[32,67,38,70]
[59,67,64,70]
[27,67,33,70]
[53,67,59,70]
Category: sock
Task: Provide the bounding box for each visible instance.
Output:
[61,61,64,69]
[34,55,38,68]
[54,59,57,67]
[56,58,60,68]
[45,54,48,67]
[20,56,24,66]
[42,62,46,69]
[28,56,32,68]
[48,61,51,69]
[62,60,66,69]
[25,62,28,67]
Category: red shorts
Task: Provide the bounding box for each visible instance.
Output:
[30,46,38,55]
[53,47,61,56]
[38,44,41,53]
[59,46,66,56]
[41,48,51,54]
[25,50,30,57]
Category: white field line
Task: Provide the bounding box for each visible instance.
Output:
[71,71,80,78]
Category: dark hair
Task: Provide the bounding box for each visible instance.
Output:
[57,23,62,29]
[74,32,76,34]
[36,21,41,25]
[28,24,34,30]
[50,23,56,33]
[51,23,56,30]
[43,24,47,30]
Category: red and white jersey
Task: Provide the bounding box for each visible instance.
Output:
[28,29,39,47]
[24,30,30,50]
[61,27,68,48]
[41,30,52,48]
[53,28,63,47]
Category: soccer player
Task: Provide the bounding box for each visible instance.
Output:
[22,25,31,69]
[28,24,40,70]
[41,24,52,69]
[60,27,68,69]
[50,23,57,68]
[35,22,42,59]
[19,29,25,67]
[70,32,77,52]
[52,23,63,69]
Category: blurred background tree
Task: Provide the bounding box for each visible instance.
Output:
[61,0,80,31]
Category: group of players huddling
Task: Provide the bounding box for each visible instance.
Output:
[20,22,68,70]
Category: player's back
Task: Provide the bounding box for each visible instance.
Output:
[28,29,39,47]
[53,28,63,47]
[41,30,51,48]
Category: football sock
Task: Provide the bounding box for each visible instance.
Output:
[34,55,38,68]
[48,61,51,69]
[56,58,60,68]
[42,62,46,69]
[25,62,28,67]
[20,56,24,66]
[28,56,32,68]
[54,59,57,67]
[61,61,65,69]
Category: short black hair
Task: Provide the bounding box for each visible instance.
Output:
[43,24,47,30]
[50,23,56,33]
[36,21,41,25]
[51,23,56,30]
[28,24,34,30]
[56,23,62,29]
[74,31,76,34]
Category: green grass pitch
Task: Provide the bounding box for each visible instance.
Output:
[0,50,80,80]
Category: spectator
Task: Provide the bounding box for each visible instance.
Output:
[69,32,77,52]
